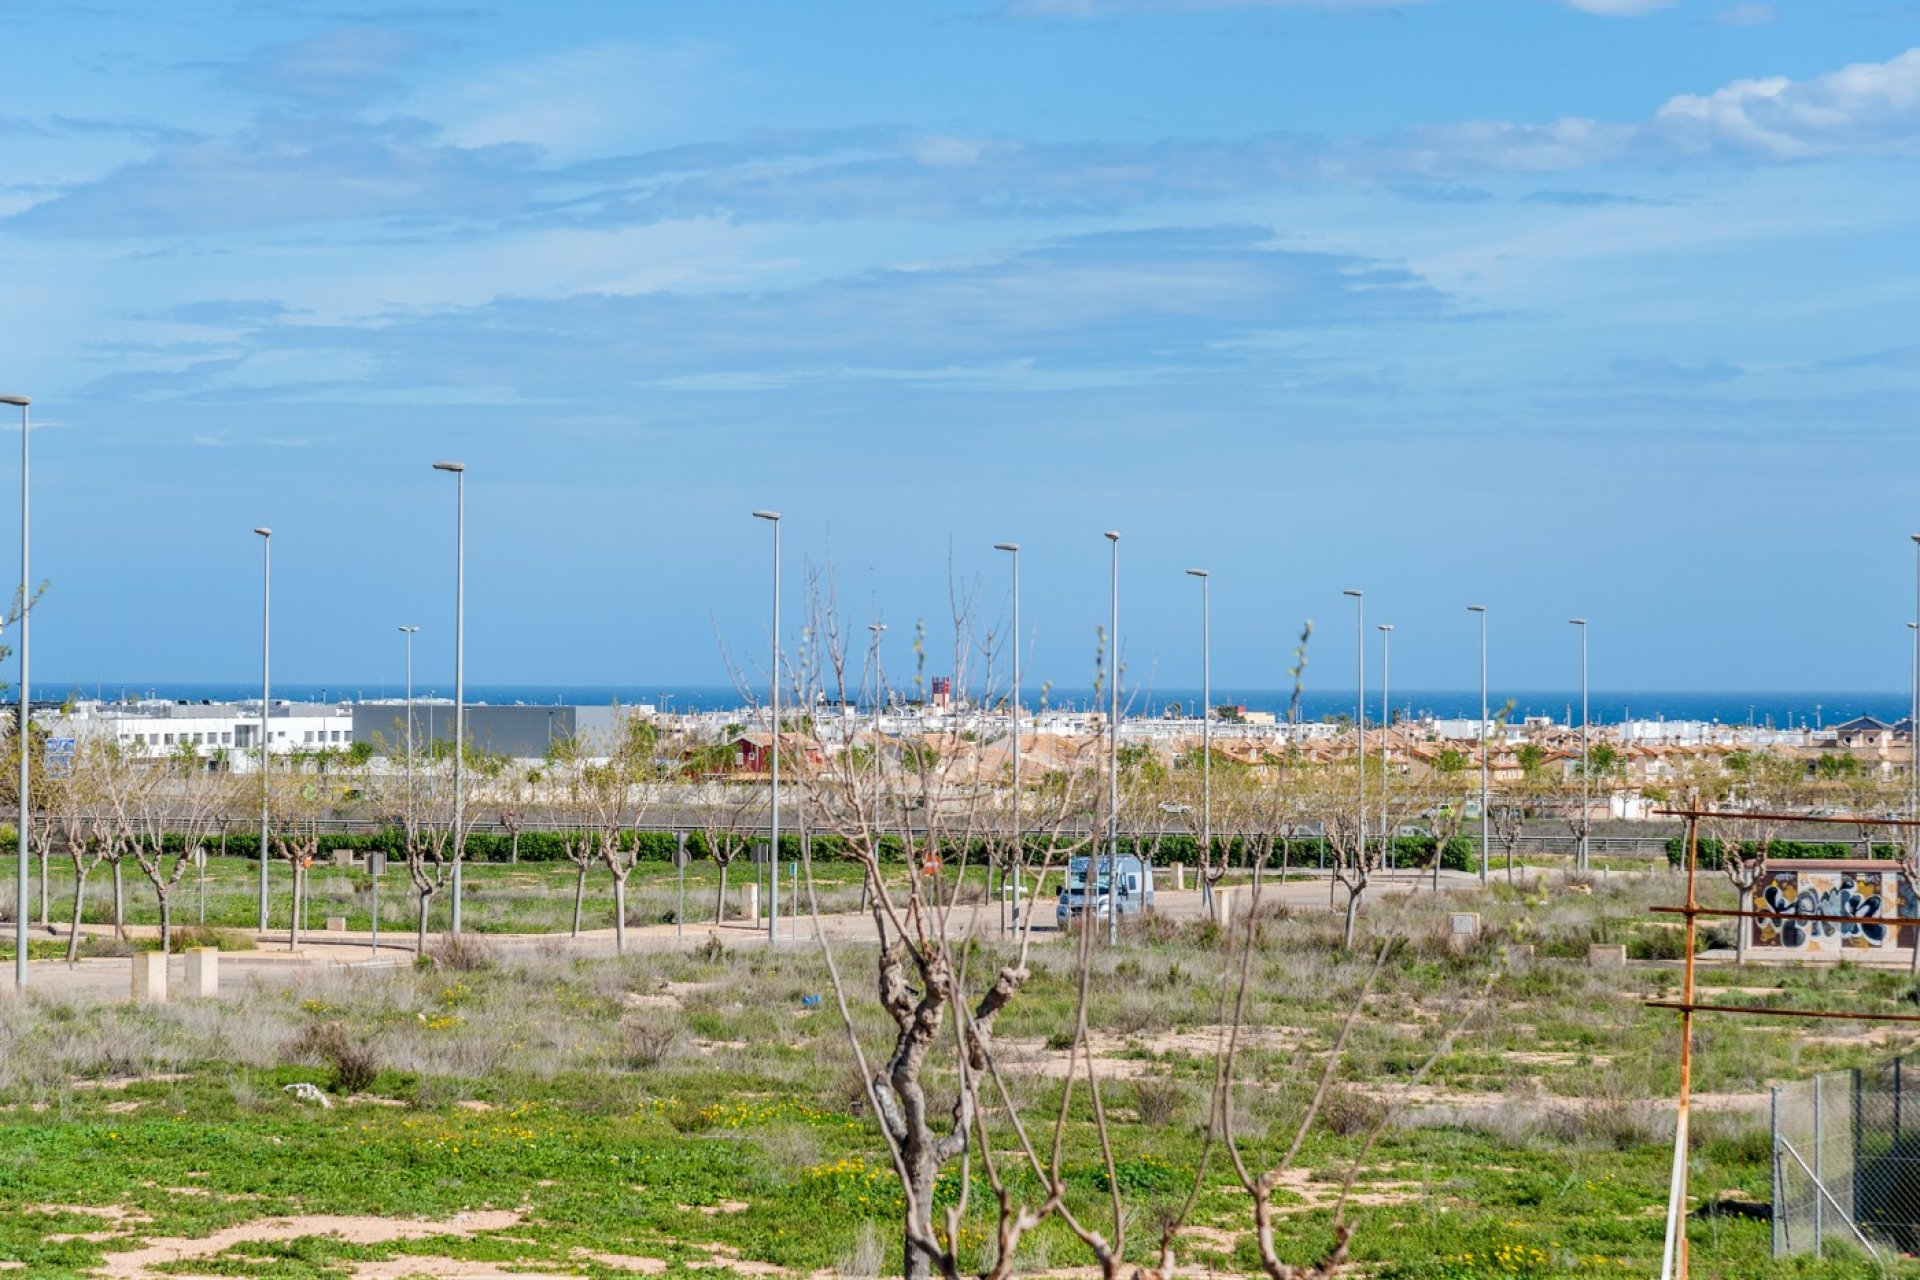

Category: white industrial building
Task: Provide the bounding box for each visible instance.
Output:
[54,699,359,765]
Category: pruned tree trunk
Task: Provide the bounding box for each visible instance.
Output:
[158,894,172,956]
[112,862,125,941]
[571,863,587,937]
[1735,885,1751,964]
[510,829,520,864]
[715,862,729,924]
[1342,888,1361,950]
[612,871,628,954]
[415,886,433,955]
[66,868,89,964]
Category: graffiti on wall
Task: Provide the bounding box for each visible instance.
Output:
[1752,870,1905,952]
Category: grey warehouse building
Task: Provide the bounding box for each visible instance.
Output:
[351,702,626,760]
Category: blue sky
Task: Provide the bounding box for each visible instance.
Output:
[3,0,1918,696]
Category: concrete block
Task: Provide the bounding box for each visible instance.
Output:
[743,883,759,924]
[1447,912,1482,952]
[1588,943,1627,970]
[1173,862,1186,892]
[183,946,219,998]
[1504,944,1535,969]
[131,951,168,1003]
[1211,888,1234,928]
[332,849,356,868]
[325,916,347,933]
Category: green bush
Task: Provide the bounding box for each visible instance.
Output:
[1664,835,1902,869]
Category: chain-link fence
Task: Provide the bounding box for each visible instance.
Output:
[1772,1053,1920,1258]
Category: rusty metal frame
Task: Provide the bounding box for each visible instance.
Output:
[1650,805,1919,1280]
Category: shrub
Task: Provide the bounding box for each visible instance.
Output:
[625,1023,678,1069]
[1132,1078,1187,1128]
[1317,1083,1387,1137]
[427,933,494,973]
[293,1021,380,1094]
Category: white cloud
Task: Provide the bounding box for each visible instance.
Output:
[1649,48,1920,158]
[1714,3,1776,26]
[1560,0,1674,14]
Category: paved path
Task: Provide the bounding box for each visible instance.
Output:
[3,868,1499,1005]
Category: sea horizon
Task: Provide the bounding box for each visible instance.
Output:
[33,680,1915,729]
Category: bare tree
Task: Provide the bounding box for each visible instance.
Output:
[1709,749,1800,964]
[117,741,226,954]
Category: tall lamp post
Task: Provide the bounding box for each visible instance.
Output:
[253,527,273,933]
[1570,617,1589,873]
[2,394,27,991]
[1468,606,1489,886]
[1343,590,1365,884]
[753,510,782,943]
[1378,623,1391,867]
[866,621,885,917]
[1187,569,1210,905]
[1910,536,1920,826]
[432,462,466,934]
[398,626,419,827]
[1105,530,1120,946]
[995,543,1022,932]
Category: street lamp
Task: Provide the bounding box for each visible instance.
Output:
[1909,532,1919,825]
[1187,569,1210,907]
[253,527,272,932]
[753,510,782,944]
[432,461,466,934]
[1,394,27,991]
[996,543,1022,932]
[1570,618,1589,872]
[1343,591,1365,883]
[1468,606,1489,886]
[1378,623,1391,868]
[1106,530,1120,946]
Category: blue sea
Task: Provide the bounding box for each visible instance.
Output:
[38,681,1914,729]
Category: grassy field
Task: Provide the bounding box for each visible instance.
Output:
[0,868,1910,1277]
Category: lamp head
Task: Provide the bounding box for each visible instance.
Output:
[993,542,1019,553]
[1104,530,1119,542]
[1186,568,1208,579]
[253,527,272,538]
[1342,588,1363,599]
[1569,617,1587,626]
[1378,624,1393,632]
[1467,604,1486,613]
[431,460,465,474]
[752,509,781,522]
[0,395,28,407]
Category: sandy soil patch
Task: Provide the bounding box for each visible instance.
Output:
[569,1249,668,1274]
[678,1200,750,1216]
[1000,1024,1301,1079]
[686,1242,786,1275]
[96,1207,526,1279]
[348,1257,575,1279]
[70,1075,189,1092]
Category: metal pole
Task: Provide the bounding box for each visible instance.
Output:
[449,465,467,934]
[1815,1073,1825,1257]
[1187,569,1209,902]
[1344,590,1364,886]
[1571,618,1589,872]
[754,511,781,944]
[1470,605,1489,886]
[1909,535,1919,829]
[254,527,272,933]
[1379,623,1391,870]
[1106,530,1119,946]
[998,544,1021,931]
[3,395,27,990]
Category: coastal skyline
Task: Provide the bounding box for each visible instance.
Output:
[3,2,1918,691]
